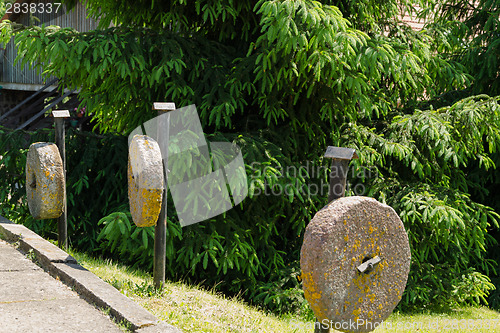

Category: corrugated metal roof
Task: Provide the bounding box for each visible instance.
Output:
[1,0,98,87]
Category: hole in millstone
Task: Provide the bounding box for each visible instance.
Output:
[30,174,36,189]
[361,256,372,264]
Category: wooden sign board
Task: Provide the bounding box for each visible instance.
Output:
[153,102,176,111]
[324,146,358,160]
[52,110,70,118]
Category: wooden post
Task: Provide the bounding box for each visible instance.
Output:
[328,159,350,202]
[324,146,358,203]
[152,102,176,289]
[52,110,70,250]
[313,146,359,332]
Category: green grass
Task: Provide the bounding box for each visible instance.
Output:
[68,249,500,333]
[374,307,500,332]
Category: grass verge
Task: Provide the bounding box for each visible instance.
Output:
[68,250,500,333]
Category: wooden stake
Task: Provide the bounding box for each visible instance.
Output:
[53,110,70,250]
[153,102,176,289]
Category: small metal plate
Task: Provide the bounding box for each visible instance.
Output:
[152,102,176,111]
[324,146,358,160]
[301,196,410,332]
[52,110,70,118]
[357,255,382,273]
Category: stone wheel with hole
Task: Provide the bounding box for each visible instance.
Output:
[128,135,164,227]
[26,142,65,220]
[300,196,411,333]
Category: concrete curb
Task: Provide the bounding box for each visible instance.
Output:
[0,216,181,333]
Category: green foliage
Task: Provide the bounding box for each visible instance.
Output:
[451,270,496,307]
[97,211,155,267]
[250,260,313,318]
[65,130,129,249]
[0,128,52,229]
[14,25,246,133]
[12,0,469,137]
[344,95,500,310]
[426,0,500,95]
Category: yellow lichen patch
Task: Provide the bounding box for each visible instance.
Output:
[144,138,154,150]
[138,188,162,226]
[301,271,326,321]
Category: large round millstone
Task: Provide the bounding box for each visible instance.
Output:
[26,142,65,220]
[300,196,411,333]
[128,135,164,227]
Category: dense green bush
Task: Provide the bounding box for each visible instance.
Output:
[345,95,500,310]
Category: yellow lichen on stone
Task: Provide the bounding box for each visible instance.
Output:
[302,271,327,321]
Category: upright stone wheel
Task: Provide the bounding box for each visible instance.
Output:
[128,135,164,227]
[300,196,411,333]
[26,142,65,220]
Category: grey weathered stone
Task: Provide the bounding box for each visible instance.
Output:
[128,135,164,227]
[300,196,411,333]
[25,142,65,219]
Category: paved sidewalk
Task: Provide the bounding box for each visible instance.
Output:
[0,239,123,333]
[0,216,180,333]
